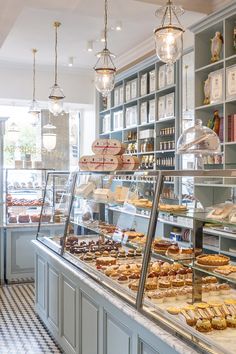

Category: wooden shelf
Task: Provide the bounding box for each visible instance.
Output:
[195,59,224,73]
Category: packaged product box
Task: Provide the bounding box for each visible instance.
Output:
[140,101,148,125]
[149,70,156,92]
[140,73,148,96]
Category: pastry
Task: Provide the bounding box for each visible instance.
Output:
[117,249,126,258]
[218,283,231,295]
[124,231,144,240]
[166,307,180,315]
[117,275,129,284]
[135,248,142,257]
[127,249,135,258]
[172,279,184,288]
[129,273,140,280]
[207,204,233,220]
[158,280,171,289]
[145,280,157,291]
[18,214,30,223]
[8,215,17,223]
[203,276,218,284]
[165,289,176,302]
[196,303,209,309]
[226,315,236,328]
[128,280,140,291]
[153,240,177,254]
[83,253,94,262]
[196,254,229,267]
[147,291,164,304]
[196,318,212,332]
[110,271,120,279]
[181,310,197,327]
[96,256,116,266]
[211,317,227,330]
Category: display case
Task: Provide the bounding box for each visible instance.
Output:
[37,169,236,354]
[36,171,76,254]
[5,168,52,225]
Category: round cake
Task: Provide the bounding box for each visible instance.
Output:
[196,254,230,267]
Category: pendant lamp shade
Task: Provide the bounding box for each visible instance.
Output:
[94,0,116,97]
[154,0,184,64]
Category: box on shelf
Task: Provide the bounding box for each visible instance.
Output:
[158,65,166,89]
[158,96,166,119]
[114,87,120,106]
[131,79,138,99]
[125,82,131,102]
[113,111,123,131]
[140,73,148,96]
[165,93,175,118]
[149,70,156,92]
[140,102,148,125]
[119,86,124,105]
[149,99,156,122]
[228,114,236,142]
[15,160,23,169]
[209,68,223,104]
[166,64,175,86]
[139,129,154,139]
[103,114,111,133]
[126,106,138,127]
[226,64,236,101]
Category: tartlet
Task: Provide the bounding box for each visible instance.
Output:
[211,317,227,330]
[196,318,212,332]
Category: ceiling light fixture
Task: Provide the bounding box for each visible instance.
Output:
[154,0,184,64]
[43,113,57,151]
[68,56,74,67]
[94,0,116,97]
[29,48,40,117]
[48,21,65,116]
[87,40,93,52]
[115,21,122,31]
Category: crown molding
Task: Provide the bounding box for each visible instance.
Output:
[116,36,154,71]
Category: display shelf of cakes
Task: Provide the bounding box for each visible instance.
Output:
[5,168,52,226]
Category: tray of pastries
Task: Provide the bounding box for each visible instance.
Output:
[158,204,187,212]
[166,299,236,334]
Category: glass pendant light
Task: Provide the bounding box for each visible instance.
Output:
[43,113,57,151]
[154,0,184,64]
[28,48,40,122]
[94,0,116,97]
[48,21,65,116]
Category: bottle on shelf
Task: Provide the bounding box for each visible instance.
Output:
[213,110,221,136]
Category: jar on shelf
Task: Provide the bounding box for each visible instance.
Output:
[140,138,154,153]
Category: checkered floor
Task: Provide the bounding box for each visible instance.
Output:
[0,283,63,353]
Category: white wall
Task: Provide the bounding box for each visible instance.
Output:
[79,107,96,156]
[0,61,94,105]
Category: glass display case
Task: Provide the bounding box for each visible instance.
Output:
[5,168,52,225]
[37,171,75,253]
[37,169,236,354]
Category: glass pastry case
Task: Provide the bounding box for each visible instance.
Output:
[37,169,236,354]
[5,168,52,225]
[36,171,75,253]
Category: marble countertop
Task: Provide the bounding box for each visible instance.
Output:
[33,240,201,354]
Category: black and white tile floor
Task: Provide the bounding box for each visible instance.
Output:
[0,284,63,353]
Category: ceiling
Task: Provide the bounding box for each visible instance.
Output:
[0,0,229,71]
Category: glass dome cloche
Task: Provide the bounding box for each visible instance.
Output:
[177,119,221,156]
